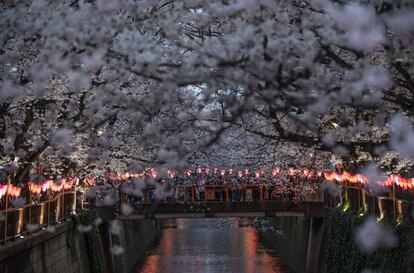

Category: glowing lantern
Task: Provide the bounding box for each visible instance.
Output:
[7,185,22,198]
[41,180,51,192]
[86,176,95,186]
[255,171,260,178]
[197,166,202,174]
[228,168,233,175]
[214,167,218,174]
[63,178,74,190]
[244,168,249,175]
[395,176,400,186]
[205,166,210,175]
[238,171,243,178]
[323,172,336,181]
[151,168,157,178]
[0,184,7,199]
[220,170,225,176]
[409,178,414,189]
[272,167,280,176]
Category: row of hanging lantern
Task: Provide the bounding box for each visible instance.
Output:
[0,184,22,199]
[108,166,414,192]
[323,171,414,190]
[0,177,79,199]
[323,171,368,184]
[29,177,79,194]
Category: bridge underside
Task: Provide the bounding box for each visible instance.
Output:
[117,201,324,220]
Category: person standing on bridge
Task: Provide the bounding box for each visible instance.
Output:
[230,176,239,202]
[197,179,205,202]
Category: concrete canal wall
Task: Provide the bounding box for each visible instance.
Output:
[0,221,90,273]
[0,208,162,273]
[259,216,318,273]
[109,219,161,273]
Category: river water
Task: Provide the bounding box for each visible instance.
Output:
[136,218,288,273]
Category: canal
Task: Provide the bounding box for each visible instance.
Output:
[135,218,289,273]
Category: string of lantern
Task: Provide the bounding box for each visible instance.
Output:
[1,166,413,200]
[107,166,414,191]
[0,177,79,199]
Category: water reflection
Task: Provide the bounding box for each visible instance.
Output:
[137,218,287,273]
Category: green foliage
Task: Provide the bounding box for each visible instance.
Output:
[71,210,104,273]
[325,207,414,273]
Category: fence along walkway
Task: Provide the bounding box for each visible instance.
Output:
[1,184,413,244]
[0,191,83,245]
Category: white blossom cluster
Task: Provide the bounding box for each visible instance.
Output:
[0,0,413,181]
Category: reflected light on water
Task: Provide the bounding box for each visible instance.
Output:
[137,218,287,273]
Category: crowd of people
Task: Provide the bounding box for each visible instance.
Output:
[115,172,322,205]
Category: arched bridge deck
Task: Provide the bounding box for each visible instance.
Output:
[117,201,325,220]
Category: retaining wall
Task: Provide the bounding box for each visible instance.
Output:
[260,216,313,273]
[0,222,90,273]
[109,219,161,273]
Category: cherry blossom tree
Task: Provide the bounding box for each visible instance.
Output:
[0,0,413,182]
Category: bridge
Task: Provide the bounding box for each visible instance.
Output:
[117,201,324,220]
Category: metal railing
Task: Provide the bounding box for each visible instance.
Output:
[323,186,414,221]
[0,190,84,245]
[1,183,413,245]
[119,184,320,204]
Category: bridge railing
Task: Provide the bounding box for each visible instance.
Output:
[0,191,82,245]
[1,183,412,244]
[323,186,414,221]
[119,184,319,204]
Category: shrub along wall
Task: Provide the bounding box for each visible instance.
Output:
[71,210,106,273]
[324,207,414,273]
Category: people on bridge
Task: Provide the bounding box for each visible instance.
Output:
[197,179,205,202]
[230,176,239,202]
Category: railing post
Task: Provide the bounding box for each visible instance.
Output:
[259,185,264,202]
[191,185,195,203]
[29,190,32,225]
[73,189,77,214]
[4,175,11,245]
[47,187,51,226]
[62,187,65,221]
[392,182,396,221]
[225,185,229,202]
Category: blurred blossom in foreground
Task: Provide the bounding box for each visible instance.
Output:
[110,245,124,256]
[110,220,122,235]
[12,197,26,208]
[361,164,386,195]
[390,115,414,160]
[78,224,93,233]
[103,195,116,206]
[46,225,56,233]
[121,203,133,216]
[94,217,103,226]
[26,223,39,233]
[321,181,340,197]
[355,216,397,253]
